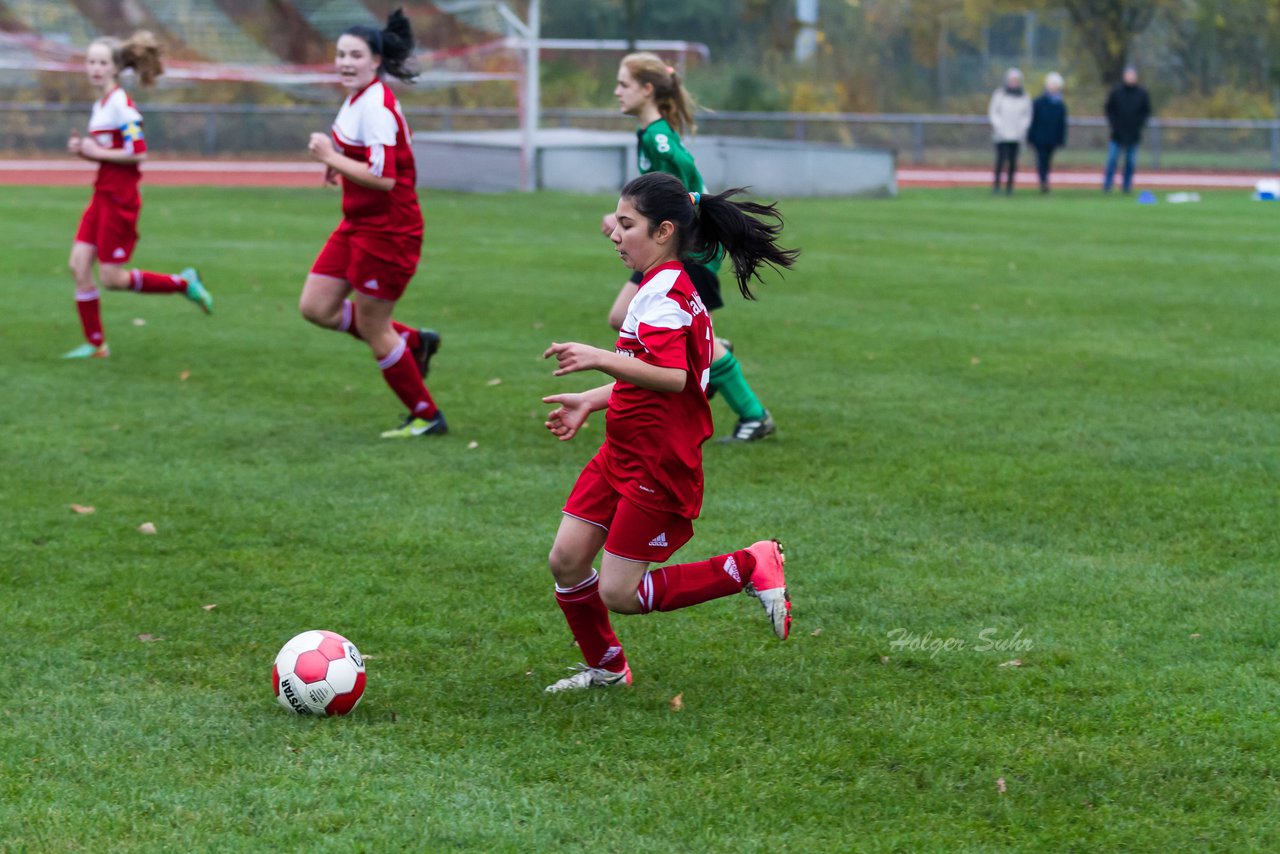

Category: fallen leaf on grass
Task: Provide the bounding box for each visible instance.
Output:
[202,604,217,612]
[467,441,479,449]
[998,659,1022,668]
[486,378,502,386]
[70,504,96,515]
[1189,633,1202,639]
[996,777,1007,794]
[136,633,163,643]
[132,318,146,326]
[669,693,684,711]
[179,370,190,381]
[970,356,981,365]
[810,627,822,636]
[137,522,157,535]
[880,656,891,665]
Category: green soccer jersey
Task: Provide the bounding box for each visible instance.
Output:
[637,118,705,192]
[636,118,721,273]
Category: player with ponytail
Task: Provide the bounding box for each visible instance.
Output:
[301,8,447,438]
[64,31,212,359]
[540,171,798,692]
[603,52,778,442]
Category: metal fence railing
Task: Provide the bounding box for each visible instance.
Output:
[4,103,1279,171]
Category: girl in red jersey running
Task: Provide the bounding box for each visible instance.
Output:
[300,9,445,439]
[541,172,799,692]
[64,31,212,360]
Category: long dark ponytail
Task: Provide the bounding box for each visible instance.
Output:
[621,172,799,299]
[344,8,417,83]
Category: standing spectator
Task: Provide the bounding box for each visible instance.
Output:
[988,68,1032,195]
[1027,72,1068,193]
[1103,66,1152,193]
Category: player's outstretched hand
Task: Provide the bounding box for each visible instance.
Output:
[67,131,82,156]
[543,393,591,441]
[544,342,604,377]
[600,213,618,237]
[308,132,336,163]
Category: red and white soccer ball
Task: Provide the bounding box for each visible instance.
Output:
[272,630,366,716]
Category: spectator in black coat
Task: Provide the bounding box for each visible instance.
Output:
[1103,67,1152,193]
[1027,72,1068,193]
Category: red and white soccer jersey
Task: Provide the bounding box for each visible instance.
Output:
[87,86,146,199]
[314,78,423,299]
[330,78,422,241]
[75,87,147,262]
[600,261,715,519]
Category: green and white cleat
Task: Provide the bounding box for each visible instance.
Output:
[181,268,212,314]
[380,411,449,439]
[63,343,110,359]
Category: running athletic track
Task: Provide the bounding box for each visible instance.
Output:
[0,159,1272,189]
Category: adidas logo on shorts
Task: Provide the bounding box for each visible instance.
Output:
[112,248,125,259]
[363,278,379,291]
[648,532,668,548]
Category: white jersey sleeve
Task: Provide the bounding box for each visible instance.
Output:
[362,99,399,178]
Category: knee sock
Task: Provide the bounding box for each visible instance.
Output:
[376,338,438,419]
[130,269,187,293]
[75,289,104,346]
[708,350,765,421]
[636,549,757,613]
[555,571,628,672]
[339,299,420,350]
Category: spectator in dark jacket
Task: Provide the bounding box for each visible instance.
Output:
[1103,66,1152,193]
[1027,72,1068,193]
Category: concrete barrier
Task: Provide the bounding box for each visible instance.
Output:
[413,128,896,197]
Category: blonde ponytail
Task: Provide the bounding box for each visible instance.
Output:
[92,30,164,87]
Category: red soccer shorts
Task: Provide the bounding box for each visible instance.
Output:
[563,453,694,563]
[75,192,139,264]
[311,225,420,301]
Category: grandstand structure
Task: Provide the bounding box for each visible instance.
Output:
[0,0,518,86]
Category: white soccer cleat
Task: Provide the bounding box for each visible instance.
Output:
[743,539,791,640]
[544,663,632,693]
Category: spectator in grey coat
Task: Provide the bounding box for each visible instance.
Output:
[988,68,1033,195]
[1027,72,1068,193]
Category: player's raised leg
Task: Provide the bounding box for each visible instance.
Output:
[98,263,213,313]
[630,539,790,640]
[329,296,441,380]
[299,272,353,331]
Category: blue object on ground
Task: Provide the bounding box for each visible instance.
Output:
[1137,191,1157,204]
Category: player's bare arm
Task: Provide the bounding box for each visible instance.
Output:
[307,133,394,191]
[542,383,613,441]
[76,137,145,164]
[543,342,687,393]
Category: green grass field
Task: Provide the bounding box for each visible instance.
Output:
[2,185,1278,851]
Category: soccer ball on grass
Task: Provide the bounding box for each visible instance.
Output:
[273,629,366,716]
